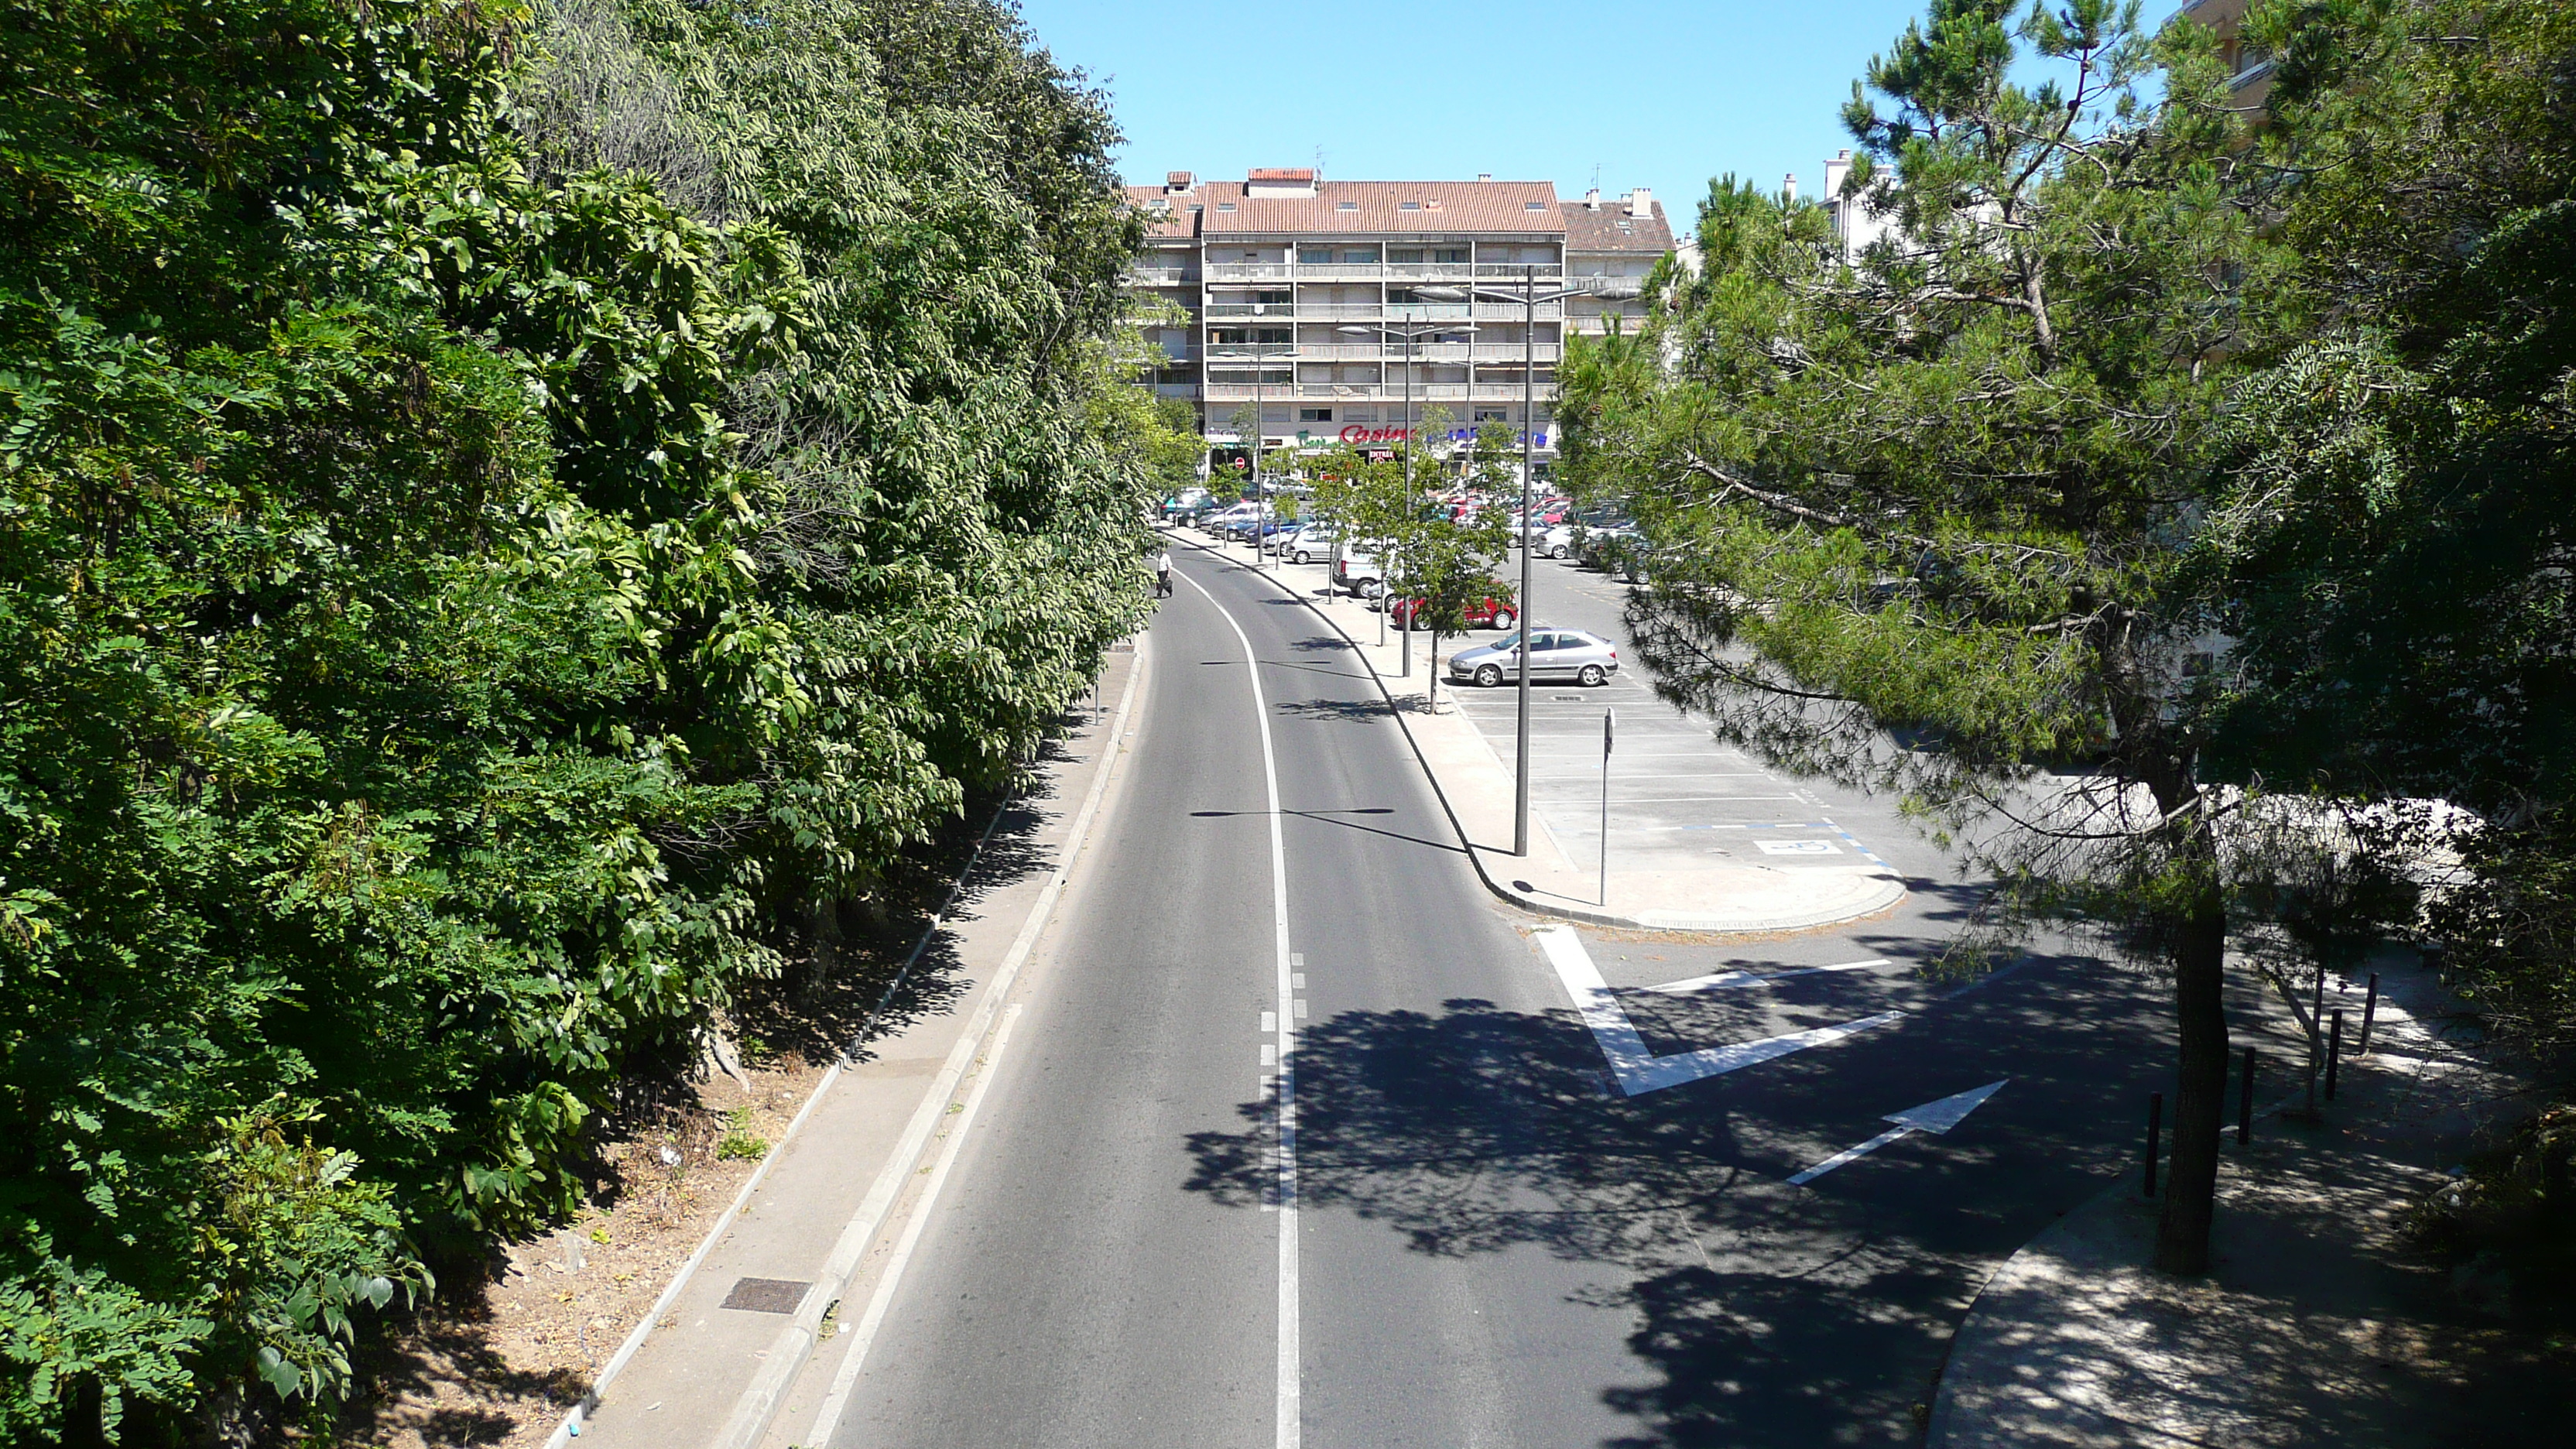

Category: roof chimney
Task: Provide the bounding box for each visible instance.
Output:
[1166,170,1194,194]
[1477,173,1492,183]
[1783,173,1798,203]
[1625,187,1653,218]
[1585,187,1601,211]
[1245,166,1317,198]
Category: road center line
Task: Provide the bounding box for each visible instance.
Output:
[1177,564,1300,1449]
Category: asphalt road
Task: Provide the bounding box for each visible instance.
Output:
[834,544,2196,1448]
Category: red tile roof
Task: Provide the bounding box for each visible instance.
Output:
[1563,199,1674,254]
[1202,180,1564,235]
[1123,183,1198,242]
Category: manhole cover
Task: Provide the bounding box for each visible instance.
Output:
[721,1276,811,1314]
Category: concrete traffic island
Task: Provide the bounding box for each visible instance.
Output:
[1174,529,1906,935]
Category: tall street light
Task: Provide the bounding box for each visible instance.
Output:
[1244,303,1290,573]
[1418,272,1643,858]
[1338,310,1466,675]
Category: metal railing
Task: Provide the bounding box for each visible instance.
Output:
[1474,263,1564,279]
[1204,263,1293,280]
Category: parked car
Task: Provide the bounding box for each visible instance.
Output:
[1202,502,1259,536]
[1332,546,1386,598]
[1161,487,1212,522]
[1283,526,1338,565]
[1386,592,1518,632]
[1447,628,1621,688]
[1534,523,1579,560]
[1577,523,1650,577]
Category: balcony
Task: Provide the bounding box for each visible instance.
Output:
[1474,263,1564,279]
[1201,381,1559,404]
[1126,267,1194,286]
[1205,262,1293,281]
[1473,302,1561,321]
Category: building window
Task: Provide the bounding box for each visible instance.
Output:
[1218,202,1235,211]
[1524,201,1546,211]
[1297,247,1332,264]
[1389,248,1424,263]
[1400,201,1420,211]
[1341,247,1379,263]
[1434,248,1468,262]
[1300,408,1333,422]
[1336,200,1358,211]
[1475,409,1509,422]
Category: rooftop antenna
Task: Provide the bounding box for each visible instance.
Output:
[1314,143,1325,179]
[1589,161,1601,191]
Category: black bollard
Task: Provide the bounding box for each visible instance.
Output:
[2326,1011,2345,1100]
[2359,973,2380,1055]
[2239,1047,2258,1146]
[2145,1091,2164,1197]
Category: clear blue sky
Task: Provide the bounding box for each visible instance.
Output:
[1015,0,1934,231]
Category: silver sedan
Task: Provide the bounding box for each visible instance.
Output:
[1447,628,1622,688]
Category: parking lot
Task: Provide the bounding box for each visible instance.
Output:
[1440,560,1899,881]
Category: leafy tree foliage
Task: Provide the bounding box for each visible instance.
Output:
[1557,0,2283,1273]
[0,0,1150,1437]
[2195,0,2576,1046]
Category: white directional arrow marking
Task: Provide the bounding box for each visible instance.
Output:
[1645,959,1889,995]
[1536,927,1902,1097]
[1785,1080,2009,1186]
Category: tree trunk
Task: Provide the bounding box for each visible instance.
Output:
[2156,862,2231,1276]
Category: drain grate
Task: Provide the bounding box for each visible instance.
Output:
[720,1276,811,1314]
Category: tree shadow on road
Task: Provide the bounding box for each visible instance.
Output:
[1184,958,2170,1447]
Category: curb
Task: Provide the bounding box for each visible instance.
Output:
[543,633,1149,1449]
[1163,530,1905,936]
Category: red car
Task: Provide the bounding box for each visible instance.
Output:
[1387,593,1519,632]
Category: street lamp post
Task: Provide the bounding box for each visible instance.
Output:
[1419,275,1642,857]
[1247,308,1285,572]
[1338,312,1458,673]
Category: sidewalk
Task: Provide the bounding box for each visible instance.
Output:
[1928,947,2562,1447]
[546,637,1148,1449]
[1170,529,1904,933]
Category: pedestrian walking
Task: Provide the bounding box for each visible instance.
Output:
[1155,549,1173,598]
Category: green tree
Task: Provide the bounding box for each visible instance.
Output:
[0,0,1156,1437]
[1557,0,2284,1272]
[2197,0,2576,1044]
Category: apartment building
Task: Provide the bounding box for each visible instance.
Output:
[1125,168,1671,456]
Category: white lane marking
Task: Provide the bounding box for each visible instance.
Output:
[1535,927,1900,1096]
[1177,565,1301,1449]
[748,638,1151,1449]
[1645,960,1890,995]
[1786,1080,2009,1186]
[1757,840,1841,855]
[805,1006,1025,1435]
